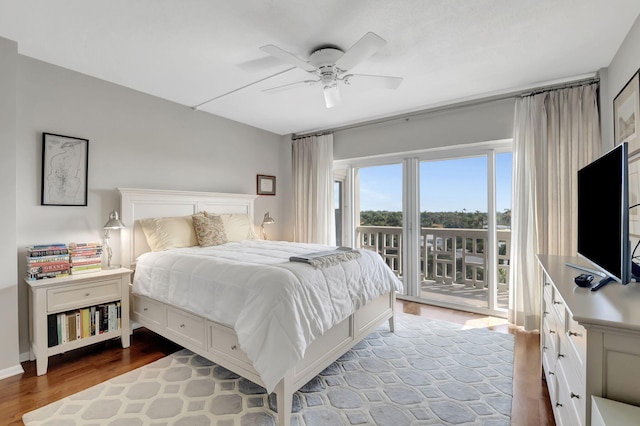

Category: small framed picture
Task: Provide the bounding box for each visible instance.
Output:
[257,174,276,196]
[41,133,89,206]
[614,69,640,155]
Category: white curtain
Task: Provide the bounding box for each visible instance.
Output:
[292,133,336,245]
[509,83,600,330]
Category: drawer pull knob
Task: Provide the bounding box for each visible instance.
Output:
[568,331,581,337]
[85,293,90,297]
[553,301,562,305]
[544,283,550,286]
[556,403,563,408]
[231,345,237,350]
[543,311,549,316]
[558,353,565,358]
[549,371,555,375]
[143,308,148,311]
[180,324,185,328]
[542,346,548,351]
[571,393,580,399]
[549,330,555,334]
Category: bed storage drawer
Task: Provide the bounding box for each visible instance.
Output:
[207,322,253,369]
[132,296,163,328]
[167,307,205,349]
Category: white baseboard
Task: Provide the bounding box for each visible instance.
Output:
[0,363,24,380]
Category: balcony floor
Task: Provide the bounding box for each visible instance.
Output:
[420,280,509,311]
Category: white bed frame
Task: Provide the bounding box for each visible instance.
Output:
[118,188,396,426]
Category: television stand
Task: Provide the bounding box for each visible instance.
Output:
[590,276,614,292]
[565,262,605,277]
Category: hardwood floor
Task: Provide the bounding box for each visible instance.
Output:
[1,300,554,425]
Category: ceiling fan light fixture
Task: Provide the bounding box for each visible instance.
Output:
[323,84,340,108]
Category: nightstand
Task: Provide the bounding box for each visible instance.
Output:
[26,267,132,375]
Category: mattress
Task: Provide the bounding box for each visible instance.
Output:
[132,240,403,392]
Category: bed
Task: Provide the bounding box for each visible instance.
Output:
[118,188,401,426]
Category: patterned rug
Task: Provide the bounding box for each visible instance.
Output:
[22,313,514,426]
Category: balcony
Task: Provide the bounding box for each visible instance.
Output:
[357,226,511,311]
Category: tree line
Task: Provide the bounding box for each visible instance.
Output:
[359,210,511,229]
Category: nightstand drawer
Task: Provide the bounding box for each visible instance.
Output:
[47,279,121,312]
[167,307,204,348]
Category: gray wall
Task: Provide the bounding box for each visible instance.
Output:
[0,38,19,378]
[10,47,287,363]
[602,14,640,152]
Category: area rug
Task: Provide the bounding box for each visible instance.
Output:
[22,313,514,426]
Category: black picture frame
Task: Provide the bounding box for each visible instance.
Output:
[41,133,89,206]
[257,174,276,196]
[614,69,640,155]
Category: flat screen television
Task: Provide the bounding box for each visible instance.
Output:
[576,141,630,290]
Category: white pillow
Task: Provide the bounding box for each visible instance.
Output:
[205,212,259,241]
[139,215,199,251]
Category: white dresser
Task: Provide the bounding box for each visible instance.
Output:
[538,255,640,425]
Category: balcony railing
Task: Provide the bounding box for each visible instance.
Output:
[356,226,511,293]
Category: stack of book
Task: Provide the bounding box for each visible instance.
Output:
[26,244,70,281]
[68,242,103,274]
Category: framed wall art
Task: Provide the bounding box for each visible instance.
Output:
[614,69,640,155]
[257,174,276,196]
[41,133,89,206]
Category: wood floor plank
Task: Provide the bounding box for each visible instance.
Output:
[0,301,554,425]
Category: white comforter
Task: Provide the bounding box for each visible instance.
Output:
[132,240,402,392]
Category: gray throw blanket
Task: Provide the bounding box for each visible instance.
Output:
[289,246,361,268]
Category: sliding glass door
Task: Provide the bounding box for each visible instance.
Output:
[337,142,512,317]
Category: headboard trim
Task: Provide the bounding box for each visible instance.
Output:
[118,188,257,268]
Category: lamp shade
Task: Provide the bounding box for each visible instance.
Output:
[104,210,125,229]
[262,212,275,225]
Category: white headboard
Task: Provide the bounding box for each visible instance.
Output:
[118,188,257,268]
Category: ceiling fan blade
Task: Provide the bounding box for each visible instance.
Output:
[334,32,386,72]
[343,74,403,90]
[262,79,318,93]
[260,44,317,72]
[323,84,341,108]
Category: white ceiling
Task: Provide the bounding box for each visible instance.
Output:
[1,1,639,136]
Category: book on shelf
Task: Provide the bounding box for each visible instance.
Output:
[47,302,121,347]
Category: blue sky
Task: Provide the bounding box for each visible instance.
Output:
[358,153,512,212]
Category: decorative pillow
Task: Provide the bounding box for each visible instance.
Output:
[138,215,199,251]
[204,212,259,241]
[192,214,228,247]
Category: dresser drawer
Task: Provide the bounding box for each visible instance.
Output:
[566,316,587,367]
[47,279,121,312]
[207,322,253,369]
[132,296,163,328]
[557,359,586,426]
[167,307,205,348]
[556,361,584,426]
[551,288,566,325]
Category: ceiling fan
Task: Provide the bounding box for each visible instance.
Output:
[260,32,403,108]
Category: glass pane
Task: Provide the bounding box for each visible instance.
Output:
[356,164,404,288]
[334,180,343,246]
[496,152,512,310]
[419,157,489,309]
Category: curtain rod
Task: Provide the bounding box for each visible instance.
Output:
[291,131,333,140]
[519,76,599,97]
[292,75,600,139]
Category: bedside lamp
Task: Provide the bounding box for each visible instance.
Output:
[261,212,275,240]
[103,210,125,269]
